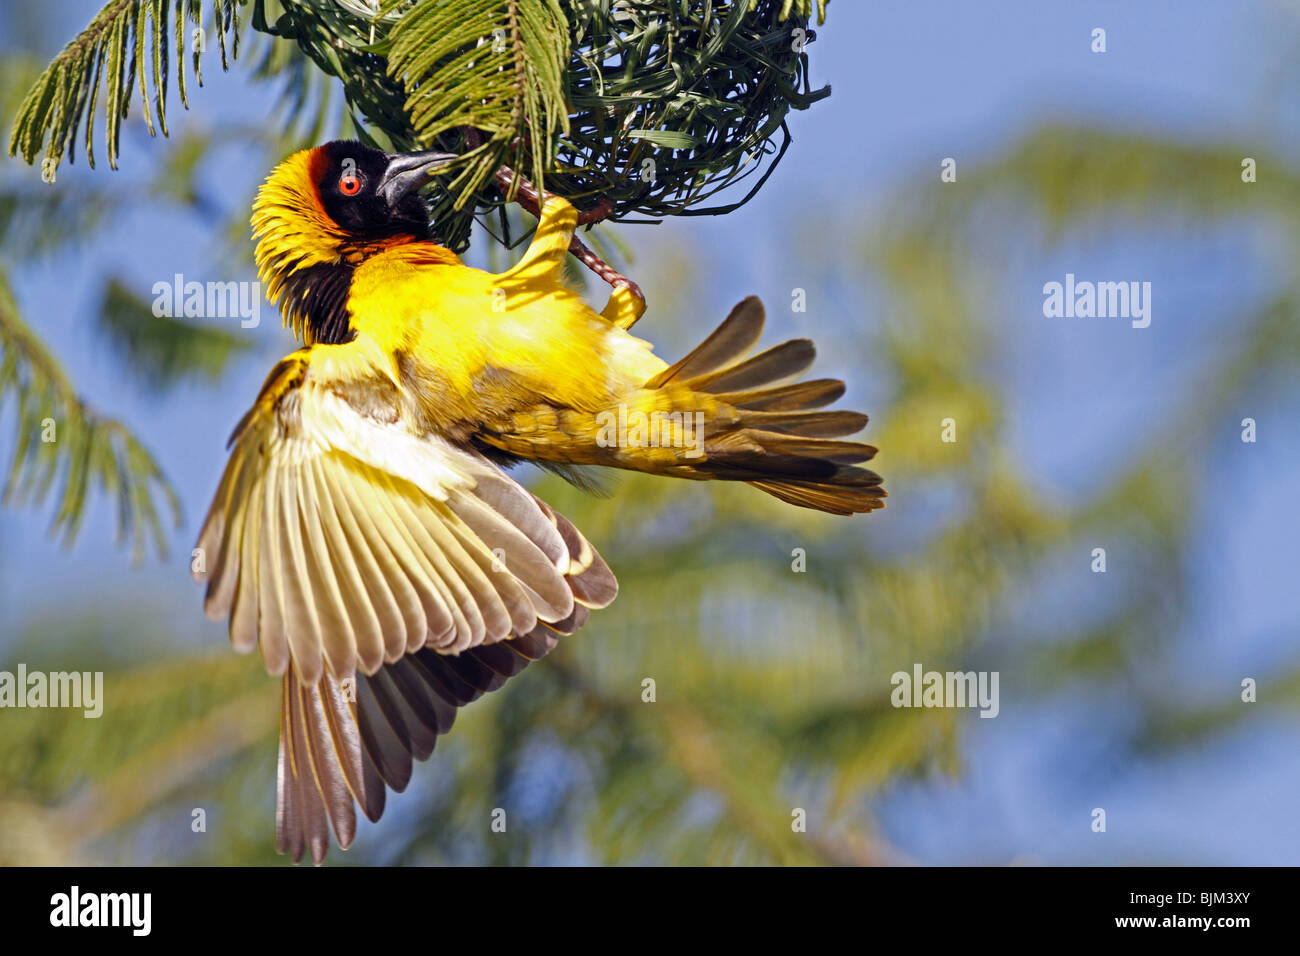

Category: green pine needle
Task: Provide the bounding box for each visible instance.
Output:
[7,0,242,173]
[383,0,571,208]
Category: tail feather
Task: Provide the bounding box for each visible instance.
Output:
[484,295,887,516]
[711,432,875,466]
[739,409,869,438]
[687,338,815,393]
[713,378,846,411]
[647,296,765,387]
[643,296,887,516]
[749,479,885,516]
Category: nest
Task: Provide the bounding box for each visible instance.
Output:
[535,1,827,221]
[262,0,830,250]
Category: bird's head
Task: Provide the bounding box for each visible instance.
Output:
[252,140,457,341]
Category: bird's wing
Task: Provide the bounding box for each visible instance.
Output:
[195,342,616,684]
[193,342,617,863]
[276,592,589,864]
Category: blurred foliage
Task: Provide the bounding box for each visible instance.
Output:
[96,278,253,391]
[0,267,180,561]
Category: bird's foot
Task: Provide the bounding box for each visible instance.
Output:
[493,165,645,313]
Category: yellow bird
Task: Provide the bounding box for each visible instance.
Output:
[194,141,885,863]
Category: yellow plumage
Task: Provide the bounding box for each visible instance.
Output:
[196,141,884,863]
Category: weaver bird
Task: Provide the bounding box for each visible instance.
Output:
[194,140,885,863]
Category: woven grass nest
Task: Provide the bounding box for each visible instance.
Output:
[540,0,830,222]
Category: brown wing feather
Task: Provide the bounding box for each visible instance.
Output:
[199,341,620,863]
[273,506,605,863]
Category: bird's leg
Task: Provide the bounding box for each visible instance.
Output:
[494,166,646,329]
[494,166,579,280]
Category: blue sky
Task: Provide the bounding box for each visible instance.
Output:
[2,0,1297,864]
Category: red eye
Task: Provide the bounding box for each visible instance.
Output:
[339,174,361,196]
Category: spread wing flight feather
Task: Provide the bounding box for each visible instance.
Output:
[193,344,616,862]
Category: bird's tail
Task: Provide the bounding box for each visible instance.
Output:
[640,296,885,515]
[492,297,886,515]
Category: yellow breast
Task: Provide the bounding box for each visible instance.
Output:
[347,243,665,421]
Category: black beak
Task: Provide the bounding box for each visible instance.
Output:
[378,149,458,206]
